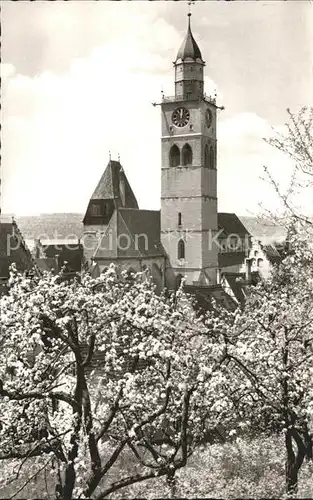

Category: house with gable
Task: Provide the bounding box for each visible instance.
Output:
[0,217,39,295]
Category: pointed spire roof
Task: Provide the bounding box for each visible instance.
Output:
[176,13,203,62]
[90,159,138,208]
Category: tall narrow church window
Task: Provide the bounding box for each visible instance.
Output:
[169,145,180,167]
[182,144,192,166]
[178,212,182,226]
[204,144,209,168]
[178,239,185,260]
[209,146,215,169]
[103,204,108,216]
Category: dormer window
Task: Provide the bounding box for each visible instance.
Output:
[91,204,101,217]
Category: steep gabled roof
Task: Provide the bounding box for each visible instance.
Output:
[90,160,138,208]
[83,160,139,226]
[218,213,251,238]
[0,220,38,279]
[92,209,163,260]
[118,209,162,257]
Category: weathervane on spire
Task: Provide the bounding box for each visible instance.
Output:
[188,0,195,16]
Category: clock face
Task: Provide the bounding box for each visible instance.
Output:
[205,108,213,128]
[172,107,190,128]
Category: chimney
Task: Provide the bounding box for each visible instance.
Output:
[216,268,221,284]
[245,258,252,283]
[55,253,61,271]
[34,239,41,259]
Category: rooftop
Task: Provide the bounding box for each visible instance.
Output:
[176,14,204,63]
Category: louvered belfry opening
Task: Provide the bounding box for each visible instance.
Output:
[182,144,192,166]
[169,145,180,167]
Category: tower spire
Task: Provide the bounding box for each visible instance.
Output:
[174,8,204,100]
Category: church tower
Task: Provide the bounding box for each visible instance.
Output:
[161,14,219,288]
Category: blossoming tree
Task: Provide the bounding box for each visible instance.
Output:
[263,106,313,226]
[0,265,230,499]
[206,228,313,495]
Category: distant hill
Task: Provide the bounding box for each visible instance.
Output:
[14,214,84,241]
[239,216,287,243]
[7,213,287,244]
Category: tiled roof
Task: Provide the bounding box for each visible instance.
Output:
[83,161,138,226]
[184,284,237,312]
[35,257,58,272]
[40,239,80,246]
[0,221,38,279]
[262,244,284,265]
[93,209,164,260]
[218,251,246,268]
[222,273,246,304]
[218,213,251,238]
[176,15,203,62]
[222,272,260,304]
[42,242,83,272]
[118,209,163,257]
[90,161,138,207]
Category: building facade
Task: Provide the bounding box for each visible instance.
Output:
[82,15,251,299]
[160,14,219,289]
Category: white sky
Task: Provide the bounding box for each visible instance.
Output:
[1,1,313,216]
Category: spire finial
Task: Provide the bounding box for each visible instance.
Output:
[188,1,195,18]
[109,150,111,161]
[118,153,120,162]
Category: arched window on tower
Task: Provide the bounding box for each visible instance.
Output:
[178,212,182,226]
[182,144,192,166]
[169,145,180,167]
[209,146,215,169]
[204,144,210,168]
[178,239,185,260]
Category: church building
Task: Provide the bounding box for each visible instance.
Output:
[83,14,251,298]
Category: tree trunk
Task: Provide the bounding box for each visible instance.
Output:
[285,458,298,496]
[285,429,298,495]
[304,424,313,461]
[166,471,177,499]
[285,428,306,496]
